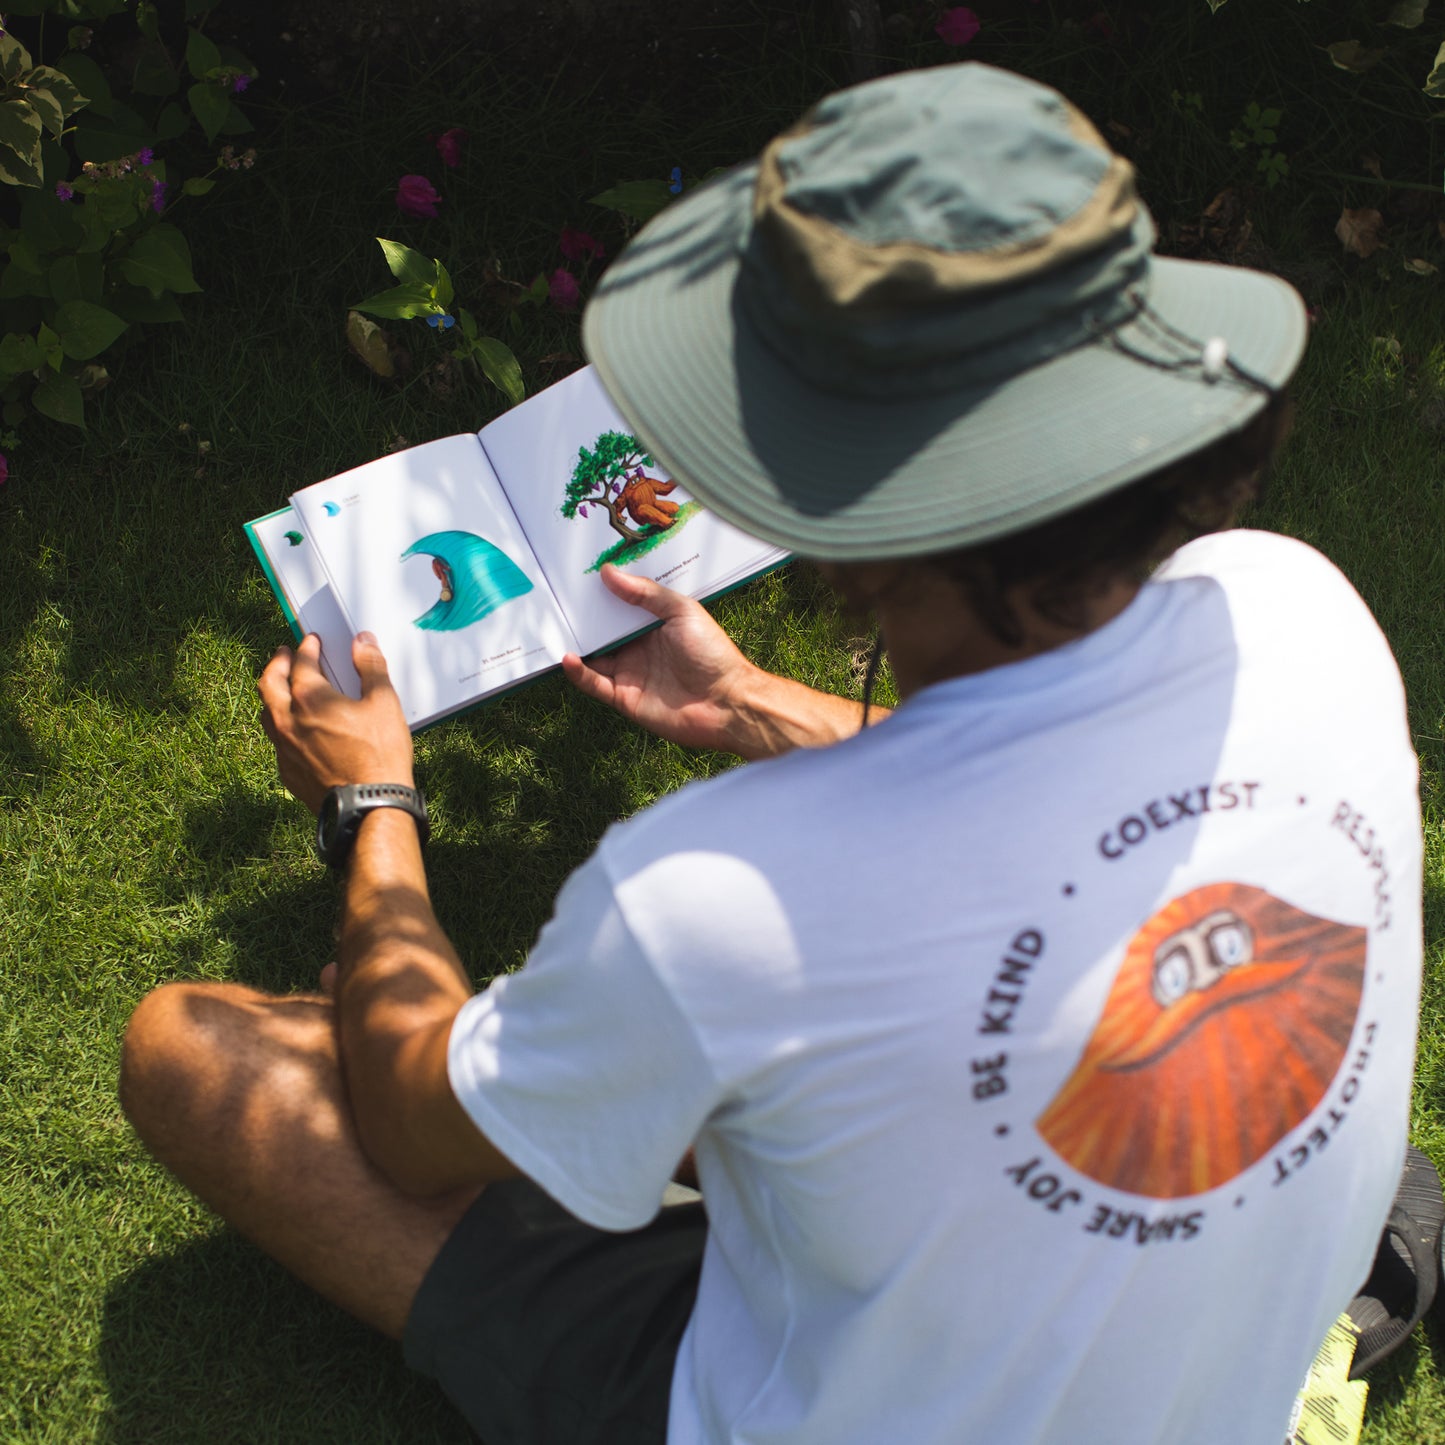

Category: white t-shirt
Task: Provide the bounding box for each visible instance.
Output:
[448,529,1422,1445]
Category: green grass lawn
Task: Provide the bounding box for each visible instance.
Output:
[2,5,1443,1440]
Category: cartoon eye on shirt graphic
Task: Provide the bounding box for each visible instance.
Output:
[1036,883,1367,1198]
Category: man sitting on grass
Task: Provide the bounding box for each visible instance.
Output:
[120,63,1422,1445]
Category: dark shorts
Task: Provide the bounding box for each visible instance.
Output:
[403,1178,706,1444]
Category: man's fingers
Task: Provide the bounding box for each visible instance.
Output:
[599,564,690,620]
[257,645,294,718]
[351,630,394,698]
[561,652,617,707]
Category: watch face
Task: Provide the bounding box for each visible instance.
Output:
[316,790,343,858]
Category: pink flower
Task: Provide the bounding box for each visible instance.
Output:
[434,127,467,169]
[395,174,442,218]
[935,7,981,45]
[55,182,74,200]
[0,454,8,486]
[548,267,581,311]
[559,226,604,263]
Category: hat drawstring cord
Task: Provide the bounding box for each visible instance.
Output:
[1089,297,1277,397]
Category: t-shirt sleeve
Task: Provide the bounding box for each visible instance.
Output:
[446,848,720,1231]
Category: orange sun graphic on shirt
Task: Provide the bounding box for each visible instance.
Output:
[1035,883,1366,1199]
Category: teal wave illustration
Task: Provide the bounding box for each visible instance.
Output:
[402,530,533,632]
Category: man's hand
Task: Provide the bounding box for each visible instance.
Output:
[561,566,766,755]
[258,632,415,814]
[562,567,887,758]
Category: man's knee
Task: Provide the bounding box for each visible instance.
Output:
[120,982,214,1142]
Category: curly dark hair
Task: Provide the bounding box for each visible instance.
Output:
[924,393,1293,647]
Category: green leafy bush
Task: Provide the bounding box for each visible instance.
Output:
[0,0,255,435]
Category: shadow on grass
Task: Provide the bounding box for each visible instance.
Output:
[98,1233,476,1445]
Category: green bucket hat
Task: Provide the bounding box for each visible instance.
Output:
[582,63,1307,560]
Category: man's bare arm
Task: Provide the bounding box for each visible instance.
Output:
[258,633,517,1197]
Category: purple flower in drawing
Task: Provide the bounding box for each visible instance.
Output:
[396,174,442,218]
[435,127,467,168]
[55,182,75,200]
[150,178,169,213]
[578,504,589,518]
[935,7,981,45]
[548,267,581,311]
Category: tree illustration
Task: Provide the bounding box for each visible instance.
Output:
[561,431,672,545]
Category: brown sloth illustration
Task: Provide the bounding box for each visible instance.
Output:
[617,472,680,531]
[1035,882,1366,1198]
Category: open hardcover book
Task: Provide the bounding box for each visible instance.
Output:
[245,366,788,729]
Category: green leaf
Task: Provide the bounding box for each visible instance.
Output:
[1326,40,1387,73]
[20,189,85,253]
[0,332,41,374]
[588,179,674,224]
[54,300,127,360]
[131,47,180,98]
[0,101,44,187]
[156,102,189,142]
[187,81,228,142]
[182,176,216,197]
[185,28,222,80]
[376,238,438,288]
[33,370,84,427]
[119,224,201,297]
[458,308,478,341]
[218,105,255,136]
[47,252,103,305]
[0,262,50,300]
[1425,41,1445,98]
[433,260,454,309]
[109,286,184,323]
[72,102,151,163]
[349,283,437,321]
[1386,0,1428,27]
[136,1,160,39]
[25,88,66,138]
[9,237,44,276]
[54,54,112,117]
[472,336,525,406]
[0,34,32,85]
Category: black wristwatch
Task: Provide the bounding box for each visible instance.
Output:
[315,783,430,869]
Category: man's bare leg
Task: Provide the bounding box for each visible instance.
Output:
[119,981,482,1339]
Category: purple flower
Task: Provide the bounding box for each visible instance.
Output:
[232,74,251,94]
[548,267,580,311]
[396,174,442,218]
[150,178,169,213]
[559,226,604,263]
[0,454,8,486]
[55,182,74,201]
[578,504,588,518]
[668,166,683,195]
[137,147,154,167]
[935,7,981,45]
[435,127,467,169]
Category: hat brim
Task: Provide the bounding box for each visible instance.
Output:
[583,165,1307,560]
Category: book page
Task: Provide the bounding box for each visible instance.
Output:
[478,367,787,657]
[245,507,361,697]
[290,435,578,729]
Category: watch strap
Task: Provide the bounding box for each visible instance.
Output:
[316,783,429,868]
